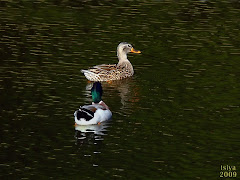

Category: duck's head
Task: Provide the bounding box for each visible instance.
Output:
[117,42,141,59]
[91,82,103,103]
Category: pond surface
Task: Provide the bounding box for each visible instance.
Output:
[1,0,240,179]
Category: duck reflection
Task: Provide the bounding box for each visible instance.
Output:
[84,78,140,112]
[74,122,110,145]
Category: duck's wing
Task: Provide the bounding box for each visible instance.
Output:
[82,104,107,111]
[89,64,117,73]
[81,105,97,113]
[81,64,118,81]
[75,104,102,121]
[74,106,94,121]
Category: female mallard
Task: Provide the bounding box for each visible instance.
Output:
[74,82,112,125]
[81,42,141,81]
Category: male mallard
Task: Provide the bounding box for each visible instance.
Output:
[74,82,112,125]
[81,42,141,81]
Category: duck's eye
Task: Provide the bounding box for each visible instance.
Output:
[128,45,131,48]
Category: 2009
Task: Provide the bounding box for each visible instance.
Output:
[220,171,237,178]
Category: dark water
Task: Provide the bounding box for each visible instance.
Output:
[1,0,240,179]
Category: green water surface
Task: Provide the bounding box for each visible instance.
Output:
[1,0,240,179]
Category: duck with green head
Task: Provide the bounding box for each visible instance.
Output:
[74,82,112,125]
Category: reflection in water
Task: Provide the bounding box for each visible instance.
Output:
[74,123,110,145]
[74,123,111,168]
[106,78,140,105]
[84,78,140,114]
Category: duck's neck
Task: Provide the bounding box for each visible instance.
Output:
[117,50,128,63]
[116,50,133,75]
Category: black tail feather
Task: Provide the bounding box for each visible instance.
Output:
[75,107,94,121]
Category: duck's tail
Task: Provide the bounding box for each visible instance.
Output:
[74,107,94,121]
[80,69,87,73]
[81,69,101,81]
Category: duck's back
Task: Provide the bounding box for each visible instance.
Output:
[81,62,133,81]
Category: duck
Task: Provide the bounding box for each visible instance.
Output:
[81,42,141,81]
[74,82,112,125]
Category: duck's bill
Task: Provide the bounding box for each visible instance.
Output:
[130,48,141,54]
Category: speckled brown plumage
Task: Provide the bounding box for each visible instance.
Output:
[81,42,140,81]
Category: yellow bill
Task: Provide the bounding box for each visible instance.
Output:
[130,47,141,54]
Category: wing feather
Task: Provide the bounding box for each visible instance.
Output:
[81,62,133,81]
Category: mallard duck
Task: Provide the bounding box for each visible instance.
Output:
[81,42,141,81]
[74,82,112,125]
